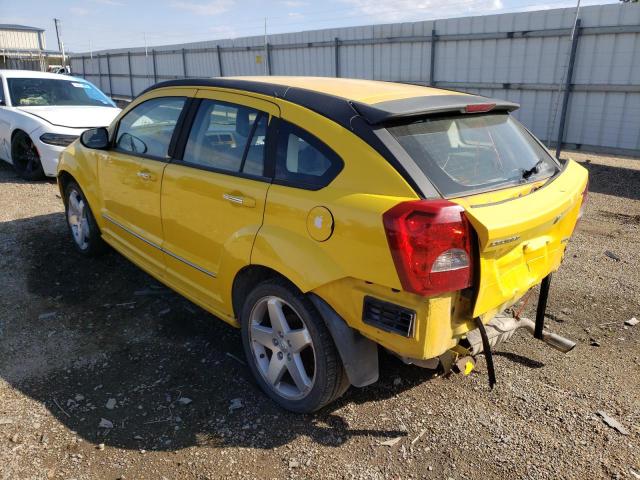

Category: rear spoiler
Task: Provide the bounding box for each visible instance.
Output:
[351,94,520,125]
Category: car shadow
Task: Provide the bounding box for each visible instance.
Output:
[1,211,439,452]
[493,351,544,369]
[0,160,57,185]
[572,159,640,201]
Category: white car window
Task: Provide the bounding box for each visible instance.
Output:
[7,78,115,107]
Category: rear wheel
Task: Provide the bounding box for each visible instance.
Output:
[64,181,107,256]
[11,131,44,180]
[240,279,347,413]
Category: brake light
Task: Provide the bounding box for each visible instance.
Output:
[465,103,496,113]
[383,200,474,297]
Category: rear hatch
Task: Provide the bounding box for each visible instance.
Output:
[455,160,587,317]
[386,112,588,318]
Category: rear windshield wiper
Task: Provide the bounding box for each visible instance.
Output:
[521,159,544,180]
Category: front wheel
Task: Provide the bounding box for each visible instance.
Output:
[64,181,107,256]
[240,279,348,413]
[11,131,44,180]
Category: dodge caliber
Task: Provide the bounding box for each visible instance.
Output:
[57,77,588,412]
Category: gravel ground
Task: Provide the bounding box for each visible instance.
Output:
[0,150,638,480]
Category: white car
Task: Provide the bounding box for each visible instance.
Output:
[0,70,120,179]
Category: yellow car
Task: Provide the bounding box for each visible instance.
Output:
[57,77,588,412]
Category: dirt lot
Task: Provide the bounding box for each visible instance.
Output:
[0,150,639,480]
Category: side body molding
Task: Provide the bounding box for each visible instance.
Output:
[308,293,379,388]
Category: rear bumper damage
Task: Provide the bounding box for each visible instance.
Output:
[314,273,576,389]
[400,312,576,385]
[466,314,576,355]
[402,274,577,388]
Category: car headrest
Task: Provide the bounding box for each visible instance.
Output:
[236,109,251,137]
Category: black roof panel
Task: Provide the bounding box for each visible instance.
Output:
[140,78,519,128]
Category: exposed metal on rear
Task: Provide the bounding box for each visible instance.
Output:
[466,314,576,355]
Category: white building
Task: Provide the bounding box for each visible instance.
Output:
[0,24,62,71]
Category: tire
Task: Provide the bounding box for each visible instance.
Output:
[64,181,108,256]
[11,131,45,180]
[240,278,348,413]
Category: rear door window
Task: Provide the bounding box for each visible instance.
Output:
[387,113,559,197]
[115,97,186,159]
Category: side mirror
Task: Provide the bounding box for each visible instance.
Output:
[117,132,148,154]
[80,127,109,149]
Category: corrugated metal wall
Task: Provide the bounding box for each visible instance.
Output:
[0,28,44,50]
[70,3,640,155]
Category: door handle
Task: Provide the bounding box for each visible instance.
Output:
[137,170,152,181]
[223,193,256,207]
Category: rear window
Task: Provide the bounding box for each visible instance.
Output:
[387,113,558,197]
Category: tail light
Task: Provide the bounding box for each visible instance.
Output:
[383,200,474,297]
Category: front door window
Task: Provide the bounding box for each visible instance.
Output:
[115,97,186,159]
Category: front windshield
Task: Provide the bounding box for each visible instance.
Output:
[8,78,116,108]
[387,113,559,197]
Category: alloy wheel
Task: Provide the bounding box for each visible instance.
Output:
[13,134,41,175]
[248,296,316,401]
[67,189,90,250]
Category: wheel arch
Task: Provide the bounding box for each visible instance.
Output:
[57,168,104,239]
[11,128,28,141]
[57,170,76,205]
[231,264,379,388]
[231,265,294,319]
[56,144,103,228]
[10,113,43,145]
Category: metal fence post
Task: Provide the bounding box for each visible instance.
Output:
[106,53,113,95]
[429,29,437,86]
[127,51,134,99]
[216,45,224,77]
[181,48,188,78]
[555,18,582,159]
[97,54,102,90]
[266,43,272,75]
[152,49,158,84]
[334,37,340,77]
[81,55,85,78]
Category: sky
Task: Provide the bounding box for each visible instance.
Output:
[1,0,618,53]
